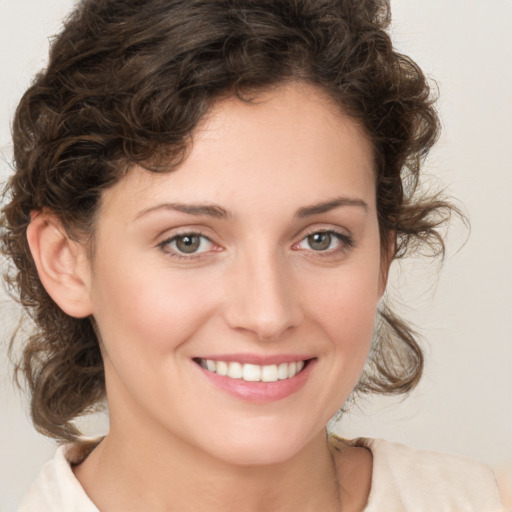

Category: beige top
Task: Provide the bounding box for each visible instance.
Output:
[18,437,505,512]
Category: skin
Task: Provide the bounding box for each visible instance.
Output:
[30,82,387,511]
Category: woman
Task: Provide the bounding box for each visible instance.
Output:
[1,0,505,510]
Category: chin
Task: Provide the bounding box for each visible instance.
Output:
[195,423,324,468]
[215,442,305,468]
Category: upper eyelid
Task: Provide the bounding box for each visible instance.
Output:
[168,231,210,241]
[301,228,351,239]
[294,229,353,247]
[157,228,210,244]
[296,225,353,242]
[159,231,212,246]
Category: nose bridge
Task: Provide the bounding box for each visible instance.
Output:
[224,244,302,340]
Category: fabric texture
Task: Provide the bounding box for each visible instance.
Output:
[354,438,505,512]
[18,437,505,512]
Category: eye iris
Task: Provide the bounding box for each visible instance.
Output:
[176,235,201,253]
[308,232,331,251]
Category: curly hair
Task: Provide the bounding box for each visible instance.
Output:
[1,0,454,441]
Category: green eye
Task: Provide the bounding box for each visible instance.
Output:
[307,232,333,251]
[175,234,202,253]
[295,230,354,254]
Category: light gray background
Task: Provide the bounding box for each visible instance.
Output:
[1,1,511,510]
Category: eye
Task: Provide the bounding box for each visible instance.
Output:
[294,230,353,253]
[159,232,215,257]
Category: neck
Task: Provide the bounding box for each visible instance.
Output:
[75,421,342,512]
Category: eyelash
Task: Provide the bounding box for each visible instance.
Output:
[157,229,354,260]
[294,229,354,257]
[157,230,215,261]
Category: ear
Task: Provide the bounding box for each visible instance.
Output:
[378,231,396,298]
[26,212,93,318]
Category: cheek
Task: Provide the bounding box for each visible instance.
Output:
[298,260,381,388]
[304,264,381,336]
[90,254,220,358]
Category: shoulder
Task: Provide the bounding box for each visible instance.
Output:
[351,437,505,512]
[17,439,100,512]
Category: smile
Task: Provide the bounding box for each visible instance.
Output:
[195,358,306,382]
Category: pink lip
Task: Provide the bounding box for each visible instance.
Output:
[195,357,316,403]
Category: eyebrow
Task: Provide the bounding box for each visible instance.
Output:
[135,196,368,221]
[135,203,231,220]
[295,197,368,217]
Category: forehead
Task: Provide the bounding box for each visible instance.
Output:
[99,82,376,220]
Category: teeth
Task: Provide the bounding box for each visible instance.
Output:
[277,362,289,380]
[227,361,243,379]
[242,364,261,382]
[199,359,306,382]
[261,364,278,382]
[216,361,228,376]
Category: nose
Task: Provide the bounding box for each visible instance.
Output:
[223,250,303,341]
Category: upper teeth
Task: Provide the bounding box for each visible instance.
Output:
[199,359,305,382]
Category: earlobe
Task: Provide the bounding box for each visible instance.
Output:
[26,212,93,318]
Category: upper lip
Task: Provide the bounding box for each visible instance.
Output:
[194,354,315,366]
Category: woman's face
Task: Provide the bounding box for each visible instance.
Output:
[86,82,386,465]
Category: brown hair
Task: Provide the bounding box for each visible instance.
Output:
[1,0,454,440]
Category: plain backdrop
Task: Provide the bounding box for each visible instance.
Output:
[1,1,511,510]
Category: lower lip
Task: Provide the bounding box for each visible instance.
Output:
[196,360,315,403]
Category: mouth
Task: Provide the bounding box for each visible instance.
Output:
[193,356,316,402]
[193,358,310,383]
